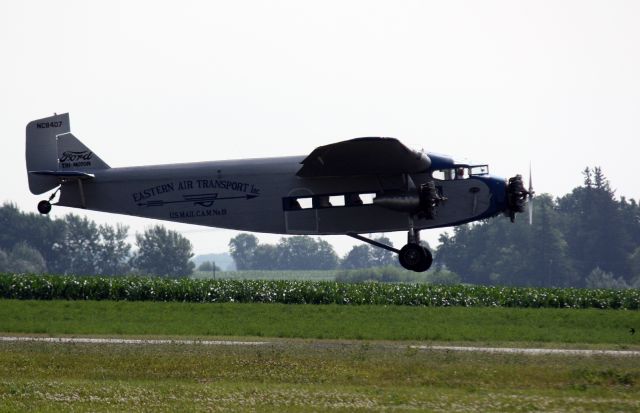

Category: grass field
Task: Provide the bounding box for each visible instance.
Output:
[0,340,639,412]
[1,300,640,345]
[1,299,640,411]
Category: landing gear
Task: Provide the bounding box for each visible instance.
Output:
[37,187,60,215]
[37,200,52,215]
[398,227,432,272]
[398,244,432,272]
[347,227,434,273]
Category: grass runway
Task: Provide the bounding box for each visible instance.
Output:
[0,340,639,412]
[1,299,639,411]
[1,300,640,345]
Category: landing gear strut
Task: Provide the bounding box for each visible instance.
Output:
[347,228,433,273]
[37,187,60,215]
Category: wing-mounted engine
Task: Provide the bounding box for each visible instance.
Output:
[373,180,446,219]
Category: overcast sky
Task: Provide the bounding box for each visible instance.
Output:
[1,1,639,256]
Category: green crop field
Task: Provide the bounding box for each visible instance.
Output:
[2,273,639,309]
[192,269,338,281]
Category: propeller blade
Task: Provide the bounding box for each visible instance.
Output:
[528,162,534,225]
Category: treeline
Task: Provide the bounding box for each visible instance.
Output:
[228,233,402,271]
[437,167,640,288]
[0,203,194,277]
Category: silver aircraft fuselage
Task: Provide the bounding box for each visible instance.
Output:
[55,155,508,235]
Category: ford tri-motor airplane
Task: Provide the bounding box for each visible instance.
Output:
[26,113,532,272]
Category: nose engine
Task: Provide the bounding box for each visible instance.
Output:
[505,174,531,222]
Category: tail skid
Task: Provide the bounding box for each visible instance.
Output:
[26,113,109,195]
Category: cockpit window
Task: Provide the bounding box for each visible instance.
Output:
[432,167,468,180]
[470,165,489,175]
[431,164,488,180]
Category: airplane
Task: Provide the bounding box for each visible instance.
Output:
[26,113,532,272]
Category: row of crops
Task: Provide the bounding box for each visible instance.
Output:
[1,273,639,309]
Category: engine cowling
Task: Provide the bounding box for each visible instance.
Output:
[506,174,530,222]
[373,181,445,219]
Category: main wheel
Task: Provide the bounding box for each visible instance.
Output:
[416,247,433,272]
[399,244,429,272]
[37,200,52,215]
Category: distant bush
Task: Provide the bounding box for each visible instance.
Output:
[585,267,630,289]
[0,244,47,274]
[335,266,460,285]
[1,273,639,309]
[197,261,221,272]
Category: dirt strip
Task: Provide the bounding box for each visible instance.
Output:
[0,336,268,346]
[1,336,639,356]
[411,345,640,357]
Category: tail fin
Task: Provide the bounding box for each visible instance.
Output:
[26,113,110,194]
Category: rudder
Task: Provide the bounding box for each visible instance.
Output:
[26,113,110,195]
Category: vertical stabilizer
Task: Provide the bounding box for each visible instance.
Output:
[25,113,110,195]
[26,113,70,194]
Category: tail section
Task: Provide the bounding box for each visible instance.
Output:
[26,113,109,194]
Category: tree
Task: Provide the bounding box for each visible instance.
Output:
[229,233,339,270]
[96,224,131,275]
[251,244,279,270]
[370,236,397,267]
[9,242,47,273]
[630,247,640,283]
[52,214,101,275]
[512,195,577,287]
[275,236,338,270]
[197,261,221,272]
[0,202,65,272]
[437,195,577,287]
[132,225,194,277]
[228,233,259,270]
[340,236,399,269]
[557,167,631,282]
[0,249,8,272]
[585,267,629,289]
[0,243,47,274]
[341,245,373,269]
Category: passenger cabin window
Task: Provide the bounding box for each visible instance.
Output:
[282,192,375,211]
[329,195,345,207]
[297,197,313,209]
[359,193,375,205]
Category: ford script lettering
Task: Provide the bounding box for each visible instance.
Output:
[59,151,94,162]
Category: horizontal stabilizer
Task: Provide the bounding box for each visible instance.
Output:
[29,170,95,179]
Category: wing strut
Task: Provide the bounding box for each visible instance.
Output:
[346,232,401,254]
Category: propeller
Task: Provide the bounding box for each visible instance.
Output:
[527,163,535,225]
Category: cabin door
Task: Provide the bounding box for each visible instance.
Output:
[284,188,319,234]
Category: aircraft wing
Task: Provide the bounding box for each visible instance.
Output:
[297,137,431,178]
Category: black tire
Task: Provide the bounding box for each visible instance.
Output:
[415,247,433,272]
[399,244,427,272]
[37,200,52,215]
